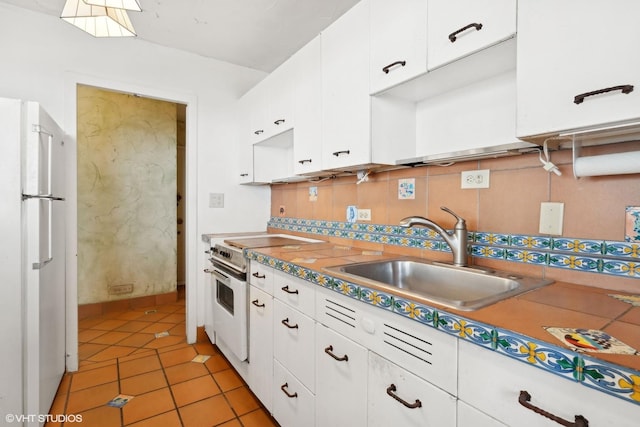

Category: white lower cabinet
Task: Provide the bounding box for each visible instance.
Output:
[368,351,457,427]
[458,340,640,426]
[273,359,315,427]
[247,285,273,412]
[457,401,506,427]
[315,324,368,427]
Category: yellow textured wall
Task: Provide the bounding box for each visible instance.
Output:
[77,86,177,304]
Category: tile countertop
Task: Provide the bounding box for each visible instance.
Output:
[248,241,640,373]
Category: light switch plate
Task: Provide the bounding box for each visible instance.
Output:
[209,193,224,208]
[539,202,564,235]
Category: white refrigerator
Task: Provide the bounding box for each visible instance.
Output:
[0,98,66,425]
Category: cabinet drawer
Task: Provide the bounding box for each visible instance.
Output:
[273,299,316,392]
[248,286,273,412]
[274,270,315,317]
[458,340,640,426]
[368,351,456,427]
[457,401,506,427]
[273,360,315,427]
[248,261,274,295]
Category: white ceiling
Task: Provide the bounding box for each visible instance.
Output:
[1,0,361,72]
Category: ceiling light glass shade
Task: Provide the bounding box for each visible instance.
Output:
[61,0,136,37]
[82,0,142,12]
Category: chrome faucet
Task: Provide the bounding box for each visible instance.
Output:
[399,207,469,267]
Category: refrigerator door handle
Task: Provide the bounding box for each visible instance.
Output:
[21,194,65,201]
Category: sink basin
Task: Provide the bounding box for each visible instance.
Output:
[323,258,553,311]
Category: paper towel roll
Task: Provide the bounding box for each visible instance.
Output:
[573,151,640,177]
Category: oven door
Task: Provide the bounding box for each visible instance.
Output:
[211,262,248,361]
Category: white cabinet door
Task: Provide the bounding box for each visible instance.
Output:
[517,0,640,138]
[369,0,427,94]
[315,324,368,427]
[368,351,457,427]
[458,340,640,427]
[457,401,506,427]
[427,0,515,71]
[274,270,315,318]
[321,0,372,170]
[293,36,323,175]
[273,359,315,427]
[273,299,316,392]
[248,261,275,295]
[248,285,273,412]
[264,60,295,139]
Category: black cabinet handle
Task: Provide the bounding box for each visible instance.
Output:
[324,345,349,362]
[386,384,422,409]
[251,299,265,308]
[573,84,634,104]
[518,391,588,427]
[382,60,406,74]
[252,272,266,279]
[240,173,248,177]
[274,119,285,125]
[298,159,312,164]
[281,318,299,329]
[254,129,264,135]
[280,383,298,398]
[332,150,350,157]
[449,22,483,42]
[281,285,299,295]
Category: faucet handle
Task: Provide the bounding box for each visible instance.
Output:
[440,206,466,229]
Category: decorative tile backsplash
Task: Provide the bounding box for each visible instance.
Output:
[268,216,640,280]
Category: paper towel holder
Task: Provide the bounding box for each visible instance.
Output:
[572,137,640,179]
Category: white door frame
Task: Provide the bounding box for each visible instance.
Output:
[64,73,198,371]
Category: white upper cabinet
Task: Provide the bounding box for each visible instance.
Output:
[369,0,428,94]
[427,0,516,71]
[321,0,373,170]
[517,0,640,138]
[249,62,295,144]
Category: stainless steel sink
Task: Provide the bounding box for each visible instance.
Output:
[323,258,553,311]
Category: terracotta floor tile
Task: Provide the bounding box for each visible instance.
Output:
[79,317,108,329]
[139,322,175,334]
[88,345,137,362]
[78,343,110,360]
[619,306,640,326]
[178,395,235,427]
[137,311,171,322]
[159,313,185,324]
[159,346,198,368]
[66,381,119,414]
[213,368,244,392]
[76,405,121,427]
[217,419,242,427]
[78,329,108,343]
[114,321,151,333]
[164,362,209,385]
[170,375,221,407]
[116,333,156,348]
[119,355,162,378]
[93,319,129,331]
[78,358,117,372]
[122,388,176,425]
[169,323,186,336]
[70,364,119,392]
[118,349,157,363]
[90,331,133,345]
[193,341,217,356]
[204,354,231,374]
[239,408,279,427]
[143,335,187,349]
[115,311,146,321]
[225,386,260,416]
[125,410,182,427]
[157,342,193,354]
[120,370,167,396]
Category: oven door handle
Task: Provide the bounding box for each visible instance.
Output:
[211,269,231,286]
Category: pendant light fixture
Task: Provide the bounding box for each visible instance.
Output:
[60,0,137,37]
[81,0,142,12]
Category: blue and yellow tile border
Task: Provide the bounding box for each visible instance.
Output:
[268,217,640,279]
[246,249,640,406]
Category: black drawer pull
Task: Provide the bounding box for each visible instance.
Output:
[573,84,634,104]
[281,285,299,295]
[386,384,422,409]
[253,129,264,135]
[280,383,298,398]
[252,272,266,279]
[449,22,483,42]
[274,119,286,125]
[332,150,350,157]
[518,391,589,427]
[240,173,248,177]
[281,318,298,329]
[298,159,312,164]
[382,60,406,74]
[324,345,349,362]
[251,299,265,308]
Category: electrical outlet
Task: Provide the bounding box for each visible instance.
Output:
[209,193,224,208]
[539,202,564,235]
[358,209,371,221]
[461,169,490,189]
